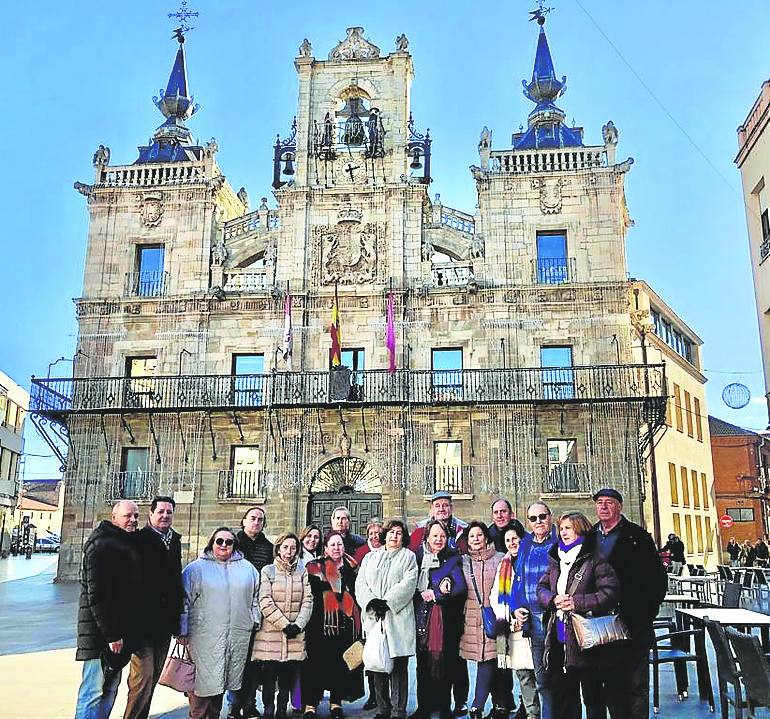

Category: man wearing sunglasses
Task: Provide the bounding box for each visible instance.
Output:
[512,502,557,719]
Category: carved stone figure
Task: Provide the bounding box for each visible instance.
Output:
[259,197,269,211]
[478,126,492,170]
[602,120,618,146]
[421,236,435,262]
[205,138,219,157]
[395,34,409,52]
[74,181,92,196]
[470,234,485,259]
[298,38,312,57]
[532,177,564,214]
[237,186,250,210]
[139,192,164,227]
[264,236,277,267]
[329,27,381,61]
[211,238,228,266]
[92,145,110,167]
[339,434,352,457]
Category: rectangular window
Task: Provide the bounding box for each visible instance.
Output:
[545,439,581,492]
[5,401,18,428]
[694,397,703,441]
[334,348,366,401]
[695,516,704,553]
[681,466,690,506]
[125,356,157,408]
[684,515,694,555]
[668,462,679,505]
[434,441,463,493]
[431,348,463,401]
[705,517,713,551]
[133,244,165,296]
[673,384,683,432]
[535,231,569,284]
[672,513,681,539]
[226,445,263,498]
[120,447,150,499]
[540,345,574,400]
[684,391,694,437]
[691,469,700,508]
[701,472,709,509]
[727,507,756,522]
[232,354,264,406]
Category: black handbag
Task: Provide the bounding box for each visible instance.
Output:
[469,563,497,640]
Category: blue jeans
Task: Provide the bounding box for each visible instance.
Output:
[529,614,551,719]
[74,658,122,719]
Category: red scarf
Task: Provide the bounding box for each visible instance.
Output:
[427,604,444,676]
[306,555,361,636]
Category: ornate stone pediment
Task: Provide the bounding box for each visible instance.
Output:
[329,27,380,61]
[313,221,386,285]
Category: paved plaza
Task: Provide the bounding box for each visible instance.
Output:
[0,556,730,718]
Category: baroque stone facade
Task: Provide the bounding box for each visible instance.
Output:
[30,24,667,579]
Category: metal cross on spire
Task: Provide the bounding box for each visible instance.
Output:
[529,1,554,25]
[168,0,199,37]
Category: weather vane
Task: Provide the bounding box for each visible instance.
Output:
[168,0,199,38]
[529,1,554,25]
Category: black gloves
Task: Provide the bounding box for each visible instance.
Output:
[367,598,389,619]
[493,619,511,637]
[283,623,302,638]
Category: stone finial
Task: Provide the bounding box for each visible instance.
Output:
[478,127,492,170]
[602,121,619,165]
[92,145,110,168]
[329,27,380,61]
[259,197,269,210]
[395,34,409,52]
[298,38,312,57]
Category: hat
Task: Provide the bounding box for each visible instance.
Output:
[592,487,623,503]
[430,490,452,502]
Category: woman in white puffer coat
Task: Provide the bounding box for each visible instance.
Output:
[179,526,261,719]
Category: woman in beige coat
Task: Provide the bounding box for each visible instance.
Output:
[251,533,313,719]
[459,521,504,719]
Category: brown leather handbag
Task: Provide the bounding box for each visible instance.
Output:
[158,641,196,694]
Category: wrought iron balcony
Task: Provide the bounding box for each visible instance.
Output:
[218,469,266,499]
[30,364,666,419]
[541,462,591,494]
[107,470,158,501]
[532,257,576,285]
[425,465,474,495]
[125,270,168,297]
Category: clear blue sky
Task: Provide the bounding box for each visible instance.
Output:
[3,1,769,481]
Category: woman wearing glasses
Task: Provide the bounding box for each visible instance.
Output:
[179,527,262,719]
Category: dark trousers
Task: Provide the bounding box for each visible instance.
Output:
[472,660,503,711]
[450,655,469,710]
[236,660,262,712]
[603,651,649,718]
[546,643,580,719]
[416,650,452,718]
[188,692,224,719]
[123,637,171,719]
[373,657,409,719]
[262,661,298,715]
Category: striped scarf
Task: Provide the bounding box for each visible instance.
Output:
[306,555,361,636]
[496,554,516,611]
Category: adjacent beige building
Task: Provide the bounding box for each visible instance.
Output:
[0,370,29,555]
[30,23,668,580]
[736,79,770,421]
[630,281,718,566]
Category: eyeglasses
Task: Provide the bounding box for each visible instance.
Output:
[527,513,550,523]
[214,538,235,547]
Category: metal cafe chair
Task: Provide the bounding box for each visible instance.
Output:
[727,627,770,717]
[722,582,743,609]
[720,565,736,582]
[703,617,746,719]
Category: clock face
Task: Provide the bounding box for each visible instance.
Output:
[334,155,367,185]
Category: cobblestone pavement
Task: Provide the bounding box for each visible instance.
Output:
[0,556,728,718]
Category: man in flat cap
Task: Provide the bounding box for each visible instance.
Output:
[586,488,667,718]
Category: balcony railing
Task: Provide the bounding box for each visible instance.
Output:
[425,465,474,495]
[218,469,266,499]
[30,364,666,417]
[440,207,475,235]
[541,463,591,494]
[125,270,168,297]
[532,257,576,285]
[761,237,770,263]
[431,261,474,288]
[489,147,605,174]
[107,471,158,501]
[223,209,280,240]
[223,268,269,292]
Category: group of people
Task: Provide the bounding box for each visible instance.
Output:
[725,536,770,567]
[74,488,667,719]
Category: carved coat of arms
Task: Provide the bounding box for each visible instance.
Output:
[532,178,564,214]
[138,192,164,227]
[314,221,384,285]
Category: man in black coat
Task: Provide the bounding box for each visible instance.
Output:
[488,498,526,552]
[74,500,141,719]
[123,496,183,719]
[329,505,366,555]
[587,488,667,718]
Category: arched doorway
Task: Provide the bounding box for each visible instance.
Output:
[308,457,382,535]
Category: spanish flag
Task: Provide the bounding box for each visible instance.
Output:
[330,284,342,366]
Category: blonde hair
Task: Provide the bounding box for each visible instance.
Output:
[558,511,593,537]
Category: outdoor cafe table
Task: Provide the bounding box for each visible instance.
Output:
[670,575,718,604]
[675,607,770,704]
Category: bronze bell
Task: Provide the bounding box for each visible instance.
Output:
[410,147,423,170]
[283,153,295,175]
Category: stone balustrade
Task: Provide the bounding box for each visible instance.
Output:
[489,146,605,174]
[97,162,209,187]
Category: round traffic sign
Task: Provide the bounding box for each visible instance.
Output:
[719,514,734,529]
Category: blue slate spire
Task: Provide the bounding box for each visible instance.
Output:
[135,31,202,164]
[513,16,583,150]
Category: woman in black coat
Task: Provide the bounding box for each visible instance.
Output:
[536,511,620,719]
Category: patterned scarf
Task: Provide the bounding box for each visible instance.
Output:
[306,555,361,636]
[496,554,516,611]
